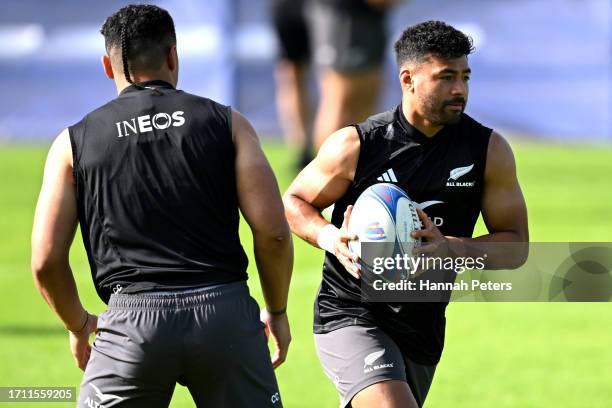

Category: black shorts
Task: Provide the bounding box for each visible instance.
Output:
[271,0,388,71]
[271,0,310,63]
[315,325,437,408]
[77,282,282,407]
[307,1,388,72]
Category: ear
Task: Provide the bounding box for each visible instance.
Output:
[101,55,114,80]
[399,67,415,93]
[167,45,178,72]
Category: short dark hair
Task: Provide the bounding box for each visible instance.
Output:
[394,20,474,68]
[100,4,176,80]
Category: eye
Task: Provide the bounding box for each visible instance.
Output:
[440,76,452,81]
[463,76,471,82]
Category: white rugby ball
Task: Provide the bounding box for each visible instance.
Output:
[348,183,421,260]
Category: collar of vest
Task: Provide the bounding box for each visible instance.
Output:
[396,103,458,145]
[120,80,175,95]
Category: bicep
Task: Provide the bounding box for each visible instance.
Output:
[233,111,286,233]
[480,132,528,239]
[31,129,78,263]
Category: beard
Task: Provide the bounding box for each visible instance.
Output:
[419,94,466,126]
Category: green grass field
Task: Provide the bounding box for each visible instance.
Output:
[1,141,611,407]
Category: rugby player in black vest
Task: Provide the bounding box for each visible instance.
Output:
[31,5,292,407]
[284,21,529,408]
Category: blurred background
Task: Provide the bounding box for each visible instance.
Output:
[1,1,611,408]
[0,0,610,142]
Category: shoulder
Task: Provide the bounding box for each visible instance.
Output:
[457,114,494,166]
[176,91,229,112]
[485,131,517,183]
[487,131,515,161]
[186,92,233,125]
[460,113,493,138]
[166,91,233,135]
[231,109,258,144]
[316,126,360,180]
[321,126,360,152]
[357,106,398,135]
[68,99,116,132]
[48,128,73,169]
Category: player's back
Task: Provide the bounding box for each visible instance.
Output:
[69,80,248,302]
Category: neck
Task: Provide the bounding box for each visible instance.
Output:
[401,97,444,138]
[114,71,176,94]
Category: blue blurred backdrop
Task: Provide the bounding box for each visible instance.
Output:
[0,0,610,142]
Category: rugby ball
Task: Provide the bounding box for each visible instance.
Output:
[348,183,421,260]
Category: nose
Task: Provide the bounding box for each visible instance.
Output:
[452,78,467,97]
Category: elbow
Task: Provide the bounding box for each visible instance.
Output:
[271,232,292,249]
[31,252,64,282]
[514,230,529,267]
[31,255,50,282]
[254,220,292,245]
[505,240,529,269]
[282,192,301,232]
[282,192,295,216]
[506,253,528,270]
[515,243,529,268]
[271,222,292,244]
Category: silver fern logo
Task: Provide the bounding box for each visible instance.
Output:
[84,383,124,408]
[448,164,474,180]
[363,349,394,373]
[447,164,475,187]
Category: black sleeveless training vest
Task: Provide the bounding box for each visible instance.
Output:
[314,104,492,364]
[69,80,248,303]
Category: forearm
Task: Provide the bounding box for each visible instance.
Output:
[448,230,528,269]
[32,260,86,331]
[253,229,293,313]
[283,193,330,247]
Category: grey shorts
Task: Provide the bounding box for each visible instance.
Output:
[77,281,282,408]
[315,325,436,408]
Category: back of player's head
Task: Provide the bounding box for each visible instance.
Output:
[100,4,176,81]
[394,21,474,68]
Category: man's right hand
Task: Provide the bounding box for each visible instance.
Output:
[260,309,291,369]
[333,205,360,279]
[68,312,98,371]
[233,109,293,364]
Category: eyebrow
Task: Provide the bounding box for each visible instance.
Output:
[437,68,472,75]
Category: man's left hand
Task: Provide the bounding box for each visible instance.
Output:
[411,208,450,258]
